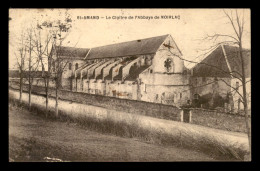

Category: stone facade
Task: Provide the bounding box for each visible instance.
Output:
[59,34,191,107]
[61,58,86,90]
[231,77,251,111]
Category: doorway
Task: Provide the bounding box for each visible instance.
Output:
[183,109,191,123]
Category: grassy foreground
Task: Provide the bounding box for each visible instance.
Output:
[8,95,248,161]
[9,103,218,161]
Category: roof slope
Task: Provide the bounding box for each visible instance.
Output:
[86,34,169,60]
[224,45,251,78]
[192,45,251,78]
[55,46,90,58]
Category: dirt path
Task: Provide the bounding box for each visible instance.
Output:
[9,106,216,162]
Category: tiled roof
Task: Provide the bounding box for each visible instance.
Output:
[86,34,169,60]
[224,45,251,78]
[54,46,90,58]
[192,45,251,78]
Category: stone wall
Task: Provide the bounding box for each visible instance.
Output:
[140,84,191,106]
[62,59,86,79]
[190,77,231,98]
[9,82,249,133]
[140,72,190,85]
[139,72,190,106]
[10,82,181,121]
[191,108,249,133]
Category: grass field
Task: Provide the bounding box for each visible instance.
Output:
[9,90,250,161]
[9,103,216,162]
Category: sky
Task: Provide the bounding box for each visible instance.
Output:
[9,8,250,70]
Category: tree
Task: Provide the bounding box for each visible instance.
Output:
[13,27,40,109]
[26,28,33,111]
[13,31,27,104]
[224,9,251,159]
[203,10,251,156]
[48,16,72,118]
[167,9,251,159]
[28,11,74,118]
[32,22,53,117]
[24,27,41,111]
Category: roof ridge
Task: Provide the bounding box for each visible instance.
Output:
[223,44,251,51]
[221,44,233,78]
[56,45,90,50]
[90,34,169,49]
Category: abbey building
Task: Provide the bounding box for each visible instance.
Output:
[50,34,250,111]
[53,34,190,107]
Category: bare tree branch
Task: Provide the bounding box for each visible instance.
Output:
[223,9,240,40]
[217,78,244,103]
[204,33,239,43]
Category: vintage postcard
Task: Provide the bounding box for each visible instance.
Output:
[9,8,251,162]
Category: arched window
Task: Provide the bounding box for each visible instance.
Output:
[69,63,72,70]
[75,63,78,70]
[164,58,173,73]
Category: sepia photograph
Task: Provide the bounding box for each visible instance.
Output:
[8,8,251,162]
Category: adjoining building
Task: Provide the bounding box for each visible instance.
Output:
[190,44,251,112]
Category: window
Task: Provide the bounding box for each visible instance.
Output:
[180,93,182,99]
[150,69,153,73]
[69,63,72,70]
[75,63,78,70]
[145,57,150,65]
[164,58,173,72]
